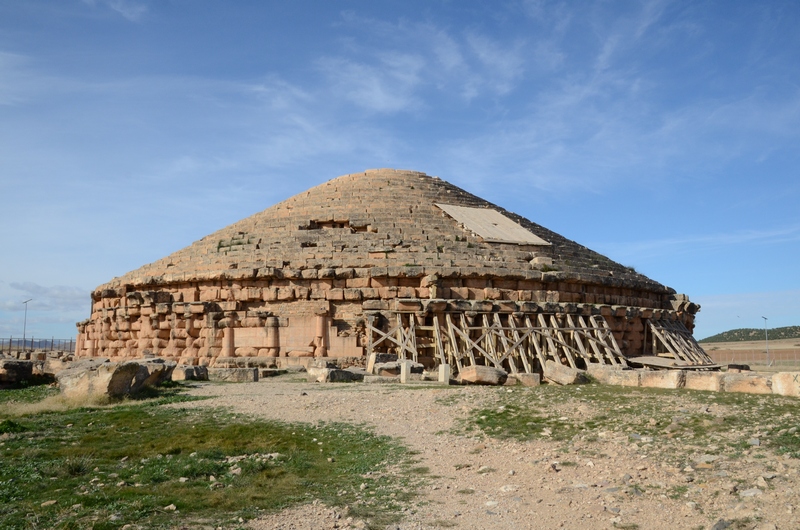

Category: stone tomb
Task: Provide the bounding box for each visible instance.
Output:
[75,169,709,376]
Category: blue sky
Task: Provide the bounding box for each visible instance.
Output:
[1,0,798,341]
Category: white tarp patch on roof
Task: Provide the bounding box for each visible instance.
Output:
[435,203,551,245]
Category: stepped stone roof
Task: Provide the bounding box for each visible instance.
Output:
[99,169,672,295]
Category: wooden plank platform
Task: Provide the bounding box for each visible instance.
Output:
[627,356,721,370]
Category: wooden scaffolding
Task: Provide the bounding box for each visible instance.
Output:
[646,319,715,366]
[365,310,629,375]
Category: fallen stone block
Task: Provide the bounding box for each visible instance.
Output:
[131,359,176,391]
[43,358,69,377]
[514,373,541,387]
[459,365,508,386]
[722,373,772,394]
[327,369,364,383]
[307,367,364,383]
[727,364,750,372]
[172,365,209,381]
[260,368,289,378]
[57,358,175,398]
[771,372,800,397]
[207,367,258,383]
[0,359,34,384]
[586,365,640,387]
[684,371,724,392]
[373,361,423,376]
[363,375,400,384]
[639,370,685,389]
[345,367,368,377]
[543,360,588,386]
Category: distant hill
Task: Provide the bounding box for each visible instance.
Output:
[699,325,800,343]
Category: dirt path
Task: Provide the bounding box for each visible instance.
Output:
[175,379,799,530]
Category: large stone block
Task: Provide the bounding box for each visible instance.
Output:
[459,365,508,386]
[207,367,259,383]
[639,370,685,389]
[684,371,724,392]
[172,365,209,381]
[57,358,176,398]
[723,373,772,394]
[586,364,640,387]
[0,360,34,384]
[306,367,363,383]
[543,360,588,385]
[514,373,541,387]
[771,372,800,397]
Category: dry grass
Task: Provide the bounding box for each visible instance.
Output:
[3,393,111,416]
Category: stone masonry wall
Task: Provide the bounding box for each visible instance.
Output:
[75,272,696,364]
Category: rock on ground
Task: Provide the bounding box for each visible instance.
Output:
[459,365,508,385]
[56,358,175,398]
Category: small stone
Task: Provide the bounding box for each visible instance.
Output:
[328,457,335,463]
[485,501,498,507]
[696,454,720,464]
[41,500,57,507]
[739,488,763,498]
[508,470,515,476]
[755,476,769,489]
[179,477,189,483]
[164,503,177,511]
[748,438,761,447]
[229,466,242,476]
[209,475,216,482]
[499,485,517,492]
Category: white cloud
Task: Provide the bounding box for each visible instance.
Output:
[317,53,425,113]
[82,0,148,22]
[1,282,88,313]
[596,225,800,262]
[465,33,526,95]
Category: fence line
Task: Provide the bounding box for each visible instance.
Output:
[0,337,75,354]
[706,348,800,368]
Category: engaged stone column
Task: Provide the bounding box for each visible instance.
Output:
[221,325,235,357]
[265,317,280,357]
[314,314,328,357]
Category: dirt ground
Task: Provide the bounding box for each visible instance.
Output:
[175,378,799,530]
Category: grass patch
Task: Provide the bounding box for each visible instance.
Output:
[0,388,422,529]
[0,383,59,405]
[453,383,800,467]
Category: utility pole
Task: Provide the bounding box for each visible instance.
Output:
[22,299,32,351]
[762,316,770,367]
